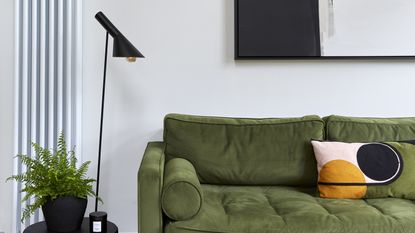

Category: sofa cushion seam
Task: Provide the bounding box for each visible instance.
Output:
[165,117,324,128]
[326,120,415,127]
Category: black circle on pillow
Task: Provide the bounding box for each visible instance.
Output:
[357,143,400,181]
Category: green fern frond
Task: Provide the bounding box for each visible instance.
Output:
[70,148,77,167]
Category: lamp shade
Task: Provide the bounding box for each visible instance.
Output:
[113,34,144,58]
[95,11,144,58]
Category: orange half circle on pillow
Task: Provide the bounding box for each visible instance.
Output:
[319,160,367,199]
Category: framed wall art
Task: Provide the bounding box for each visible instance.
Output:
[235,0,415,59]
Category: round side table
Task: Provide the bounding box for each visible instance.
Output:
[23,217,118,233]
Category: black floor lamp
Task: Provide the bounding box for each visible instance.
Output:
[94,11,144,212]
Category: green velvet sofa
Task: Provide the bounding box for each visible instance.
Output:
[138,114,415,233]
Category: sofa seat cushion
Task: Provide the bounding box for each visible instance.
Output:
[165,185,415,233]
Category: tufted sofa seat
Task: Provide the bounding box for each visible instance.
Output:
[166,185,415,233]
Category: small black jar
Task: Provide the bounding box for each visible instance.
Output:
[89,211,107,233]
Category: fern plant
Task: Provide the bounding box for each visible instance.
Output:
[7,133,98,222]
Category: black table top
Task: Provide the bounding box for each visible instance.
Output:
[23,217,118,233]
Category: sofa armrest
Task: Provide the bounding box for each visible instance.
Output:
[138,142,165,233]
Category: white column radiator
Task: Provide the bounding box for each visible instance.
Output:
[13,0,82,232]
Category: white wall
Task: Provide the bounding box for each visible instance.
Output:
[83,0,415,232]
[0,0,15,232]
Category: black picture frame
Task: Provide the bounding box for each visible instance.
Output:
[234,0,415,60]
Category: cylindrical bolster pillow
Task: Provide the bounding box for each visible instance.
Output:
[162,158,203,221]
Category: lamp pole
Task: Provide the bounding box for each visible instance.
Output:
[95,31,109,212]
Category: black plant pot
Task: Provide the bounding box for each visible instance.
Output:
[42,197,87,232]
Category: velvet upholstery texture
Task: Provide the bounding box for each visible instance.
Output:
[163,114,325,186]
[138,114,415,233]
[137,142,165,233]
[325,115,415,142]
[166,185,415,233]
[162,158,203,220]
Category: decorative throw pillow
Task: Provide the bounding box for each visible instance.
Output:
[311,140,415,199]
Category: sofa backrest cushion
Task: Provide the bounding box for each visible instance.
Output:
[163,114,324,186]
[325,115,415,142]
